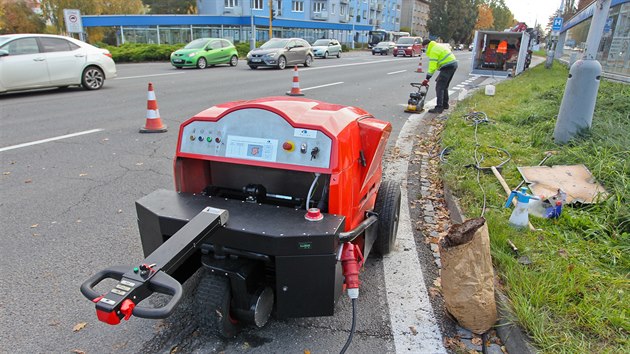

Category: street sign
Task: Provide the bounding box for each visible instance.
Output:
[63,9,83,34]
[552,17,564,31]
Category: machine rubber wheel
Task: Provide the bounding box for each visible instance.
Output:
[81,66,104,90]
[229,55,238,66]
[197,57,207,69]
[194,270,240,338]
[277,56,287,69]
[303,55,313,67]
[373,180,401,255]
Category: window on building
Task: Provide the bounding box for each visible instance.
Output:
[253,0,263,9]
[225,0,239,8]
[331,4,336,14]
[340,5,346,15]
[313,1,326,13]
[292,1,304,12]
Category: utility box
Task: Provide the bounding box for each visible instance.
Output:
[471,30,531,77]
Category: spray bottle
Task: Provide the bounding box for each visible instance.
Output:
[505,187,539,228]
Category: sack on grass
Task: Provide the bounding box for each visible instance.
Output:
[440,217,497,334]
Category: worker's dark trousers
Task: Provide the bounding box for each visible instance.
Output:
[435,62,458,109]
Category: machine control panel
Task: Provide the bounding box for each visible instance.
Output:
[180,108,332,169]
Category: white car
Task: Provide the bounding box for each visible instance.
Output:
[0,34,117,93]
[311,39,341,59]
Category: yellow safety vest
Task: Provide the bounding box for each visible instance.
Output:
[426,42,457,76]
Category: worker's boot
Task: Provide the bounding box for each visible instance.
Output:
[428,106,444,114]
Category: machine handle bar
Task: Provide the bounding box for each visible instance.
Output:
[410,83,429,89]
[79,265,183,320]
[80,265,127,301]
[132,272,183,319]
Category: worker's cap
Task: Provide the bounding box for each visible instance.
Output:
[422,39,431,46]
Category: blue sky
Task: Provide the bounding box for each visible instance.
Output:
[505,0,563,28]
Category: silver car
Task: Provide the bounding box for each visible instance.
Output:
[247,38,314,70]
[311,39,341,59]
[0,33,117,93]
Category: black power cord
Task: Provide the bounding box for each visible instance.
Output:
[340,298,357,354]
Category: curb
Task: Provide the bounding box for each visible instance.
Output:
[443,186,537,354]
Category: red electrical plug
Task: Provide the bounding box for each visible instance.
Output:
[341,242,364,299]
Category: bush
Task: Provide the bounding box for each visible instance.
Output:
[100,43,184,63]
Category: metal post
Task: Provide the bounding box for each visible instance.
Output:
[157,25,161,45]
[121,26,125,45]
[553,0,612,144]
[268,0,273,39]
[250,0,256,50]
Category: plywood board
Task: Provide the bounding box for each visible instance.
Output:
[517,164,608,204]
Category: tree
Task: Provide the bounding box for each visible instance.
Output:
[142,0,196,14]
[428,0,479,43]
[488,0,514,31]
[40,0,99,33]
[475,3,494,30]
[0,0,46,34]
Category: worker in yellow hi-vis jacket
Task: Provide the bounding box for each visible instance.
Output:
[421,39,458,114]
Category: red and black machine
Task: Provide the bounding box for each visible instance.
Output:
[81,97,401,340]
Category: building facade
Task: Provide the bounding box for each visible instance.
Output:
[399,0,430,38]
[557,0,630,79]
[80,1,403,46]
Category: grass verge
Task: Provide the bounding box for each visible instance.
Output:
[439,62,629,353]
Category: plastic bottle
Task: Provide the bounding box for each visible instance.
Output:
[504,187,539,228]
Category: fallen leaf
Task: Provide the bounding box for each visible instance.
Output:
[117,209,123,213]
[304,350,311,354]
[102,138,109,141]
[79,173,88,177]
[135,162,144,166]
[3,172,10,175]
[31,224,38,228]
[471,337,482,346]
[558,249,568,258]
[24,179,32,183]
[433,277,441,287]
[428,287,442,298]
[73,322,87,332]
[49,320,60,326]
[72,350,86,354]
[170,346,179,354]
[409,325,418,335]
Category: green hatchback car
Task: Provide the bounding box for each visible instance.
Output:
[170,38,238,69]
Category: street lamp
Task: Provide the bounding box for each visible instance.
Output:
[250,0,256,50]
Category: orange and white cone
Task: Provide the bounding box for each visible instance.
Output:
[286,66,305,96]
[140,82,167,133]
[415,60,424,73]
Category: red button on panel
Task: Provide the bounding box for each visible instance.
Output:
[282,141,295,151]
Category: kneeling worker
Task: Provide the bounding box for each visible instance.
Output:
[421,39,458,114]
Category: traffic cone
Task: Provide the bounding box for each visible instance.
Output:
[286,66,305,96]
[415,60,424,73]
[140,82,167,133]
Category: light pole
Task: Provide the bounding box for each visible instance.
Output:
[250,0,256,50]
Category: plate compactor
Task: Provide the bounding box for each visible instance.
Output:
[404,82,429,113]
[81,97,401,344]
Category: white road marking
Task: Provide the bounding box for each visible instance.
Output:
[300,82,344,91]
[115,72,186,80]
[387,70,407,75]
[304,57,417,71]
[0,129,104,152]
[383,96,446,353]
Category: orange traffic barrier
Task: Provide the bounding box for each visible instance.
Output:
[415,60,424,73]
[140,82,167,133]
[286,66,305,96]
